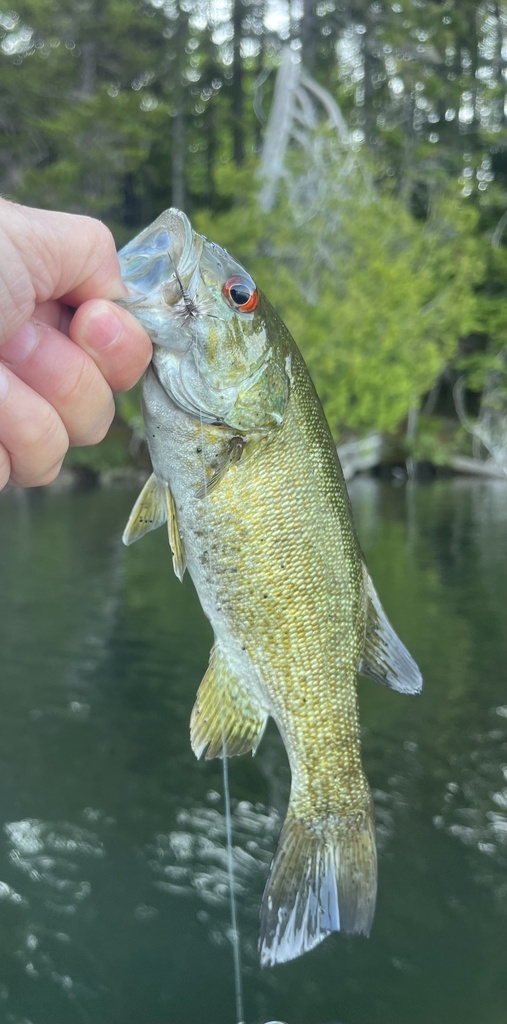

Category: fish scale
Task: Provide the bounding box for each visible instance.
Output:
[119,208,422,967]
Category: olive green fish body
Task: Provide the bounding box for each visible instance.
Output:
[119,211,422,966]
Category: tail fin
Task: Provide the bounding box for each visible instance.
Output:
[259,805,377,967]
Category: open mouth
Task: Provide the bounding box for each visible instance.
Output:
[117,209,201,308]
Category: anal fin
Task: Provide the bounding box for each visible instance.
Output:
[190,645,267,759]
[360,570,422,694]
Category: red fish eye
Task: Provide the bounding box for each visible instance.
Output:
[223,275,258,313]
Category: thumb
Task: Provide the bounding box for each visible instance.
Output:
[0,199,124,342]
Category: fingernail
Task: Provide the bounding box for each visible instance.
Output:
[1,321,38,364]
[0,365,9,401]
[86,305,123,351]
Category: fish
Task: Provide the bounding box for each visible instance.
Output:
[117,209,423,967]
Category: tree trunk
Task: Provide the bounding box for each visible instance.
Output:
[206,103,216,206]
[172,102,186,210]
[123,172,139,228]
[300,0,318,71]
[231,0,245,165]
[79,40,96,100]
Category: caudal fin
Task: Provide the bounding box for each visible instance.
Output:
[259,806,377,967]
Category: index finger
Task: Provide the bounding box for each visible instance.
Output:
[0,199,124,341]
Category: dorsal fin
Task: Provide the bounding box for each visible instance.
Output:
[360,571,423,694]
[122,473,186,581]
[191,644,268,759]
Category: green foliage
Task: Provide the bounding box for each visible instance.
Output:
[465,240,507,349]
[18,86,164,219]
[196,163,489,438]
[1,0,505,455]
[407,417,470,465]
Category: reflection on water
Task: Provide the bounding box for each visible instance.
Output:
[146,796,280,962]
[432,705,507,902]
[6,817,104,890]
[0,480,505,1024]
[2,818,106,1018]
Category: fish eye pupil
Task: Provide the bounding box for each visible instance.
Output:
[230,283,250,305]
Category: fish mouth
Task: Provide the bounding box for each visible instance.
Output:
[117,208,202,310]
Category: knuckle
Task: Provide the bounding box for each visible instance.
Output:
[34,459,64,487]
[56,348,94,404]
[79,214,115,250]
[70,395,114,447]
[85,400,115,445]
[36,405,69,459]
[55,351,114,445]
[72,216,118,280]
[14,402,68,461]
[11,460,62,488]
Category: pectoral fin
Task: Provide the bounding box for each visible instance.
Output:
[360,571,422,694]
[122,473,167,545]
[122,473,186,581]
[191,644,267,759]
[196,435,246,499]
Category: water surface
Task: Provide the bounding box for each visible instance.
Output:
[0,478,505,1024]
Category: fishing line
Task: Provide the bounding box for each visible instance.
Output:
[221,709,244,1024]
[148,245,245,1018]
[196,367,245,1024]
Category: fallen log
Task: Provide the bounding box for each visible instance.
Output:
[447,455,507,480]
[337,434,384,481]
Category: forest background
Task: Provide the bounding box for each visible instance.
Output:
[1,0,506,474]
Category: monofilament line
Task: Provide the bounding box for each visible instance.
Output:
[221,729,244,1024]
[197,393,245,1024]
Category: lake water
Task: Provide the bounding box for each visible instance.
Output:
[0,477,505,1024]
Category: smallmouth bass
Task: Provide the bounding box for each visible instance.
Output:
[118,210,422,967]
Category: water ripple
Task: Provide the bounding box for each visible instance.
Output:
[145,796,280,954]
[4,819,105,913]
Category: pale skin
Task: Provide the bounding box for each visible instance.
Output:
[0,198,153,491]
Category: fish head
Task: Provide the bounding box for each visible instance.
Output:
[118,209,289,433]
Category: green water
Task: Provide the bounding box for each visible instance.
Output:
[0,478,505,1024]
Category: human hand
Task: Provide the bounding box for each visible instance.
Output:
[0,198,152,490]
